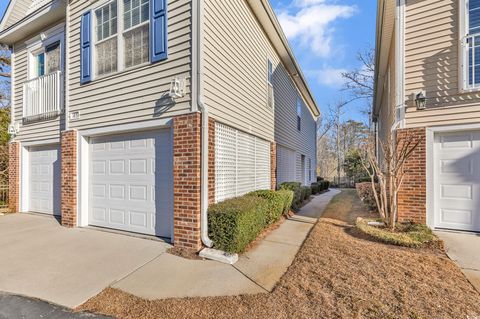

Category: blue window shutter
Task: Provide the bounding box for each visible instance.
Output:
[150,0,168,63]
[80,11,92,84]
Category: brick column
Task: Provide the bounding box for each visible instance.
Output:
[270,142,277,190]
[208,117,216,206]
[173,113,202,251]
[61,130,77,227]
[8,142,20,213]
[397,127,426,224]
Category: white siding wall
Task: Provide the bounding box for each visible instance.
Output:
[67,0,192,131]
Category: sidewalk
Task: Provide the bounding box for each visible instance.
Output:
[111,189,341,300]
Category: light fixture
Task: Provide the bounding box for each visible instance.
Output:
[415,91,427,110]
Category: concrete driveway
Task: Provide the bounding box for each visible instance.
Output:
[436,231,480,293]
[0,213,169,308]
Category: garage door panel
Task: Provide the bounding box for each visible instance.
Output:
[89,130,173,238]
[29,145,61,215]
[435,131,480,232]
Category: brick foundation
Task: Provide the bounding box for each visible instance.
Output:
[61,130,77,227]
[208,117,216,205]
[397,127,426,224]
[270,142,277,190]
[173,113,202,251]
[8,142,20,213]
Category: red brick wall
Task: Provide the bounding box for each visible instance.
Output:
[208,117,216,206]
[8,142,19,213]
[397,127,426,224]
[173,113,202,251]
[270,142,277,190]
[61,130,77,227]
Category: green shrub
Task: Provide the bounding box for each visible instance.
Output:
[208,196,269,253]
[325,181,330,189]
[279,182,302,210]
[317,176,324,182]
[300,186,311,201]
[311,182,319,194]
[355,218,441,248]
[276,189,294,215]
[247,190,284,225]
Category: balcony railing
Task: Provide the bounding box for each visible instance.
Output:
[23,71,64,122]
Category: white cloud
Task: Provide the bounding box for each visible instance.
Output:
[309,67,347,87]
[277,1,356,57]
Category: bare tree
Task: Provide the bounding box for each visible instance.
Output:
[0,44,11,78]
[361,131,420,229]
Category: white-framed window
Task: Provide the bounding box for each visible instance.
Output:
[462,0,480,89]
[26,24,64,80]
[267,59,274,108]
[296,96,302,131]
[93,0,150,78]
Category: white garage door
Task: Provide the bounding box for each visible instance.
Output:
[434,131,480,232]
[89,130,173,238]
[29,145,61,215]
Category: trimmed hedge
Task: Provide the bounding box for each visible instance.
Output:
[247,190,284,225]
[301,186,311,201]
[209,189,296,254]
[311,182,319,194]
[277,189,294,215]
[208,196,269,253]
[279,182,302,210]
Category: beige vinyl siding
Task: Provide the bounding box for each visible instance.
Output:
[3,0,31,28]
[203,0,276,142]
[273,62,317,184]
[203,0,317,181]
[378,32,396,145]
[404,0,480,128]
[11,20,65,143]
[67,0,192,130]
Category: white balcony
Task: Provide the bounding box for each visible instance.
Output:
[23,71,64,122]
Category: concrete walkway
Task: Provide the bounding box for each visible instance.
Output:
[436,231,480,293]
[113,189,341,299]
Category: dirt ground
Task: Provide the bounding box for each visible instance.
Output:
[78,190,480,319]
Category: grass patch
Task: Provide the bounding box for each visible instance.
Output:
[356,217,441,248]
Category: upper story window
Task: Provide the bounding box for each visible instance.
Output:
[94,0,150,78]
[464,0,480,88]
[267,59,274,108]
[296,97,302,131]
[267,59,273,85]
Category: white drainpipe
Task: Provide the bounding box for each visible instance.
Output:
[196,0,213,248]
[196,0,237,264]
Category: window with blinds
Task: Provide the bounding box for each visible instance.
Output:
[215,123,271,203]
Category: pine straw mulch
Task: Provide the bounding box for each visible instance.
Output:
[77,190,480,319]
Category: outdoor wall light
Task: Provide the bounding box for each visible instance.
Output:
[415,91,427,110]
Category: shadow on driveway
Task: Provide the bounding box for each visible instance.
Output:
[0,293,111,319]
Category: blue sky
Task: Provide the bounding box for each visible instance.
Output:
[271,0,376,121]
[0,0,376,121]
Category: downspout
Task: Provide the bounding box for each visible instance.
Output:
[197,0,213,248]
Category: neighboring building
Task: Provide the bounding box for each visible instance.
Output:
[374,0,480,232]
[0,0,319,251]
